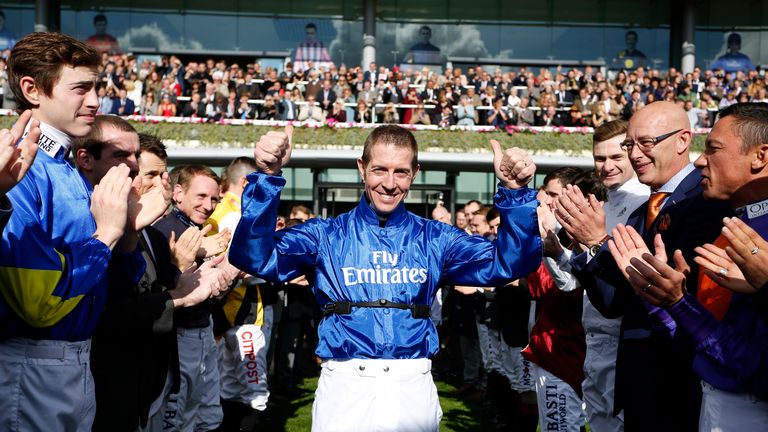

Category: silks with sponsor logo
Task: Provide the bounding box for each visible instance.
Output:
[230,172,542,360]
[0,123,144,341]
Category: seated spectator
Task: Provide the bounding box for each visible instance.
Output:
[514,97,536,126]
[591,102,610,127]
[236,94,254,119]
[97,86,114,115]
[437,105,455,128]
[402,88,420,124]
[157,78,178,105]
[125,73,143,110]
[298,95,325,122]
[290,86,304,103]
[408,103,431,125]
[487,98,510,129]
[110,88,135,116]
[156,93,177,117]
[719,91,737,109]
[139,91,158,116]
[326,99,347,122]
[753,87,768,103]
[380,102,399,124]
[208,92,227,120]
[455,95,476,126]
[592,90,621,119]
[225,92,238,119]
[258,95,278,120]
[684,99,705,128]
[339,87,356,122]
[181,92,206,118]
[353,100,371,123]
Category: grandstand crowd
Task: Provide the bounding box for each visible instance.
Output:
[3,48,767,130]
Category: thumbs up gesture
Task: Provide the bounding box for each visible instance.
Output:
[254,125,293,175]
[490,139,535,190]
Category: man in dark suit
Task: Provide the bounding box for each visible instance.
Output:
[111,88,135,116]
[554,101,732,431]
[362,62,377,85]
[315,79,336,112]
[555,82,574,108]
[180,93,206,118]
[276,92,297,121]
[74,126,226,431]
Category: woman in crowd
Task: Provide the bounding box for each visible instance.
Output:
[340,87,356,122]
[380,102,399,124]
[139,91,158,116]
[455,95,476,126]
[327,99,347,123]
[402,88,420,124]
[236,94,253,119]
[408,103,431,125]
[487,98,510,129]
[591,102,609,127]
[157,93,177,117]
[144,70,162,97]
[353,100,371,123]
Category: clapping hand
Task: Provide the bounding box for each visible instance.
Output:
[0,110,40,195]
[695,217,768,293]
[199,227,231,258]
[128,172,171,232]
[555,185,607,246]
[608,225,689,307]
[169,225,208,271]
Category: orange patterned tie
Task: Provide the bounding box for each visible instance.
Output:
[696,233,732,320]
[645,192,669,231]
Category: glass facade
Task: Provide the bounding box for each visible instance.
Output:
[1,1,767,70]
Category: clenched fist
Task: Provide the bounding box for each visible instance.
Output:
[254,125,293,175]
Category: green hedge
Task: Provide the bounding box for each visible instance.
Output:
[2,117,707,155]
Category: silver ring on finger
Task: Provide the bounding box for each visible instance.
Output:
[751,247,759,255]
[718,267,728,276]
[642,283,652,293]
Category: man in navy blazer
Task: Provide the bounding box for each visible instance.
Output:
[111,88,136,116]
[276,93,297,121]
[554,101,733,431]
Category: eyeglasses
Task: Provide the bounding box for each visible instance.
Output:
[620,129,683,152]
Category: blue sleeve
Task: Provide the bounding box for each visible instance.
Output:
[668,293,768,398]
[229,172,319,283]
[442,186,541,286]
[0,174,144,328]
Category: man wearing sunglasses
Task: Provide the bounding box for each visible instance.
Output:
[554,101,733,430]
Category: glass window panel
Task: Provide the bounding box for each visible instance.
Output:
[0,6,33,43]
[183,14,238,51]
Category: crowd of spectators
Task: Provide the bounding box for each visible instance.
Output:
[2,49,767,129]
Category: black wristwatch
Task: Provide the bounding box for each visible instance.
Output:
[588,234,611,257]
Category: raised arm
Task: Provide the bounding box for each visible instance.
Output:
[442,140,541,286]
[229,126,319,282]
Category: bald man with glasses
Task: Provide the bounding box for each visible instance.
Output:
[554,101,733,431]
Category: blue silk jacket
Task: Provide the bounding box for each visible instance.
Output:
[0,124,145,341]
[230,172,542,359]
